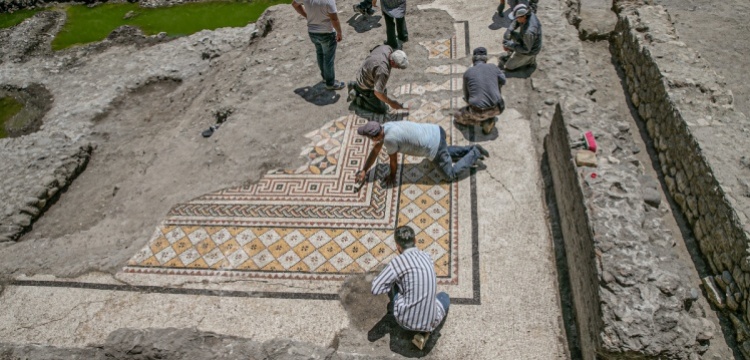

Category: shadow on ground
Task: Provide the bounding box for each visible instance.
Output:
[294,83,341,106]
[347,14,382,33]
[489,10,512,30]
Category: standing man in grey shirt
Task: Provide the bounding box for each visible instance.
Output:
[293,0,346,90]
[371,225,449,349]
[355,120,489,185]
[454,47,507,135]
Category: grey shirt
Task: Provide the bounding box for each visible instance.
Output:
[356,45,392,93]
[381,0,406,18]
[463,62,506,109]
[383,121,441,161]
[504,12,542,55]
[295,0,337,34]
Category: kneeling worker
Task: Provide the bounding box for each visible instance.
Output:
[371,225,450,349]
[454,47,507,135]
[347,45,409,114]
[500,4,543,71]
[355,120,489,186]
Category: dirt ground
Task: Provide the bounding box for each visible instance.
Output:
[0,2,456,277]
[654,0,750,118]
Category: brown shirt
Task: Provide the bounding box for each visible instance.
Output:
[356,45,392,93]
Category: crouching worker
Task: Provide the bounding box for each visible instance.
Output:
[372,226,450,349]
[499,4,542,71]
[347,45,409,114]
[355,121,489,185]
[454,47,506,135]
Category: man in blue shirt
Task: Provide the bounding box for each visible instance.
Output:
[355,120,489,185]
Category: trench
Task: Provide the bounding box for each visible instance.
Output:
[547,29,740,359]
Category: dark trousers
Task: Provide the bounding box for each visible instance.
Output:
[433,127,480,181]
[382,11,408,49]
[308,32,337,87]
[353,83,389,114]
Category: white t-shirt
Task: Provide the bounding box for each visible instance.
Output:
[295,0,337,33]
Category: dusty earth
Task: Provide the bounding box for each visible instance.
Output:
[0,2,455,277]
[1,0,750,358]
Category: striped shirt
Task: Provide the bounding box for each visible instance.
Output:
[371,247,445,332]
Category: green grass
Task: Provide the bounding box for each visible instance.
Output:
[52,0,288,50]
[0,97,24,139]
[0,9,40,29]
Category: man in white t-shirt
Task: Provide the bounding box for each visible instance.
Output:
[293,0,346,90]
[355,121,489,185]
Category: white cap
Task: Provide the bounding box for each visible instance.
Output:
[390,50,409,69]
[509,4,529,20]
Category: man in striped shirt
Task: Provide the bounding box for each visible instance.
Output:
[371,226,450,348]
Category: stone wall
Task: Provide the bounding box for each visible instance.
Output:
[612,2,750,357]
[546,104,601,357]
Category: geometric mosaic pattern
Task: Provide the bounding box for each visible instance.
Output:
[420,37,455,59]
[124,37,464,285]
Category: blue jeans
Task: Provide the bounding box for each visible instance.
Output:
[432,127,480,181]
[308,32,337,87]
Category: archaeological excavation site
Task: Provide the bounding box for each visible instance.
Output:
[1,0,749,358]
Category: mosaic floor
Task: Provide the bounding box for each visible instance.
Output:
[123,30,477,298]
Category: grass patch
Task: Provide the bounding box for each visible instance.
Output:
[0,97,24,139]
[52,0,288,50]
[0,9,40,29]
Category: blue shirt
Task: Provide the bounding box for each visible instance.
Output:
[383,121,441,161]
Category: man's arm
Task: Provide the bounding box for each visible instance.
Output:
[497,68,507,87]
[385,153,398,185]
[375,91,405,110]
[292,0,307,18]
[357,141,384,183]
[371,263,397,295]
[328,12,342,42]
[462,73,470,102]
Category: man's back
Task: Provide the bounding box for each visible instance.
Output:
[297,0,336,33]
[371,248,445,332]
[382,121,441,160]
[356,45,392,91]
[464,62,506,109]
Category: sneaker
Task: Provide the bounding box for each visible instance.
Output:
[475,144,490,158]
[366,7,375,15]
[353,4,365,15]
[399,35,409,43]
[326,80,346,91]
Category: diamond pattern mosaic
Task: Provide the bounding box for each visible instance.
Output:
[124,38,463,284]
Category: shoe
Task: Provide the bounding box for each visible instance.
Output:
[353,4,365,15]
[412,332,430,350]
[326,80,346,90]
[399,36,409,43]
[366,7,375,15]
[471,159,487,170]
[481,118,496,134]
[476,144,490,158]
[346,81,357,102]
[497,4,505,16]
